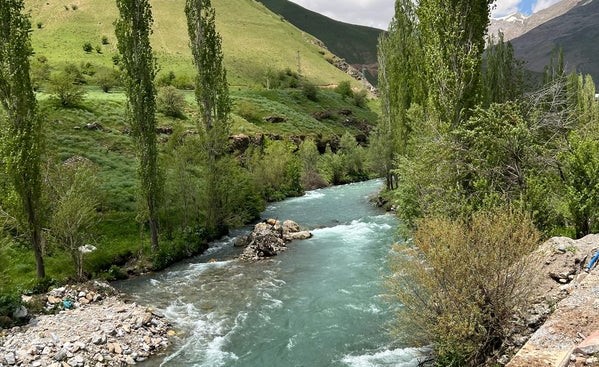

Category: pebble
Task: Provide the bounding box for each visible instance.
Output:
[0,282,171,366]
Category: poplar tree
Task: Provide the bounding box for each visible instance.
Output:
[482,33,524,106]
[375,0,421,190]
[0,0,45,278]
[185,0,231,236]
[115,0,161,251]
[417,0,493,127]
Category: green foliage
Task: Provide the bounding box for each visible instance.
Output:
[48,72,86,107]
[249,140,303,201]
[0,292,21,327]
[0,0,46,278]
[482,33,524,106]
[82,41,93,53]
[157,86,187,119]
[417,0,492,127]
[388,208,541,366]
[186,0,232,235]
[298,139,327,190]
[94,68,120,93]
[30,54,51,91]
[47,159,100,280]
[266,68,301,89]
[302,81,318,101]
[334,80,353,98]
[115,0,162,252]
[101,35,109,45]
[352,89,368,108]
[559,135,599,237]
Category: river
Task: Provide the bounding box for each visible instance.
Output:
[115,180,427,367]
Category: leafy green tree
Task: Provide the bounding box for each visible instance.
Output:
[298,139,327,189]
[375,0,421,190]
[334,80,353,98]
[417,0,492,127]
[48,159,100,280]
[115,0,161,252]
[185,0,232,236]
[0,0,46,278]
[560,136,599,237]
[482,33,524,106]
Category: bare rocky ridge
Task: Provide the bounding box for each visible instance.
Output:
[0,282,172,366]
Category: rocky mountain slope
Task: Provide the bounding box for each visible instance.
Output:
[507,0,599,82]
[489,0,582,41]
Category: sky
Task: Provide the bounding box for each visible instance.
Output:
[287,0,563,30]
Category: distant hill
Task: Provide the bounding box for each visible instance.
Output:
[488,0,581,41]
[507,0,599,82]
[256,0,384,84]
[25,0,361,87]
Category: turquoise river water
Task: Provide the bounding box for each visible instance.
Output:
[115,180,427,367]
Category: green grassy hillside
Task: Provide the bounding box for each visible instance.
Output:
[25,0,359,87]
[256,0,383,83]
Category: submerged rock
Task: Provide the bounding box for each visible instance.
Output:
[239,219,312,261]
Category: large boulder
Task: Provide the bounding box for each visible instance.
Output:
[239,219,311,261]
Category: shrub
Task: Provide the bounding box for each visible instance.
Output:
[0,293,21,328]
[335,80,353,98]
[157,71,177,87]
[157,86,187,119]
[71,4,78,10]
[236,100,261,122]
[112,54,121,66]
[83,42,93,53]
[302,81,318,101]
[352,89,368,108]
[36,21,43,29]
[48,72,86,107]
[95,45,102,54]
[388,208,541,366]
[94,68,120,93]
[101,35,109,45]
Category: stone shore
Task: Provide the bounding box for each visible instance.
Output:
[0,281,173,366]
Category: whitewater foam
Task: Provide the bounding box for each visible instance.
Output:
[341,347,430,367]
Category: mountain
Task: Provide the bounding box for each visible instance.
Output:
[488,0,582,41]
[506,0,599,82]
[25,0,361,87]
[256,0,384,84]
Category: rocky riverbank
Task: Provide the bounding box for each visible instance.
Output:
[0,281,172,366]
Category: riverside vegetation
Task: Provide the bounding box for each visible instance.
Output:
[379,0,599,365]
[0,0,376,327]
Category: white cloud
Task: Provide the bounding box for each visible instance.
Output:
[532,0,562,12]
[491,0,523,17]
[288,0,394,30]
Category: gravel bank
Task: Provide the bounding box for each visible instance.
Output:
[0,282,173,366]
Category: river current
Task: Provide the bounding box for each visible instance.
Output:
[116,180,426,367]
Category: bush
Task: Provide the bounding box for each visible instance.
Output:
[95,45,102,54]
[36,21,43,29]
[157,71,177,87]
[302,81,319,101]
[157,86,187,119]
[101,35,109,45]
[0,293,21,328]
[83,42,93,53]
[236,100,261,122]
[335,80,353,98]
[71,4,78,10]
[388,208,540,366]
[352,89,368,108]
[94,68,120,93]
[48,72,86,107]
